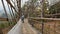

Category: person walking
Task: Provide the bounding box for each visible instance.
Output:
[21,13,24,23]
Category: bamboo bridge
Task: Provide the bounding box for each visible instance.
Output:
[1,0,41,34]
[0,0,60,34]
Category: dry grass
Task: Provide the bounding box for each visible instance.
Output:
[0,21,16,34]
[28,19,60,34]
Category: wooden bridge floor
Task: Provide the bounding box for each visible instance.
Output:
[8,19,40,34]
[22,19,39,34]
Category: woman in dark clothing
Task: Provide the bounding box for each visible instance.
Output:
[21,14,24,23]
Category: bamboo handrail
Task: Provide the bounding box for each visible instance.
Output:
[29,17,60,20]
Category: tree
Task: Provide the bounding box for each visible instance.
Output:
[49,1,60,14]
[22,0,38,17]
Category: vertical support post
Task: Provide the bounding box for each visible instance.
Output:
[54,21,56,34]
[41,0,45,34]
[41,0,44,18]
[41,19,44,34]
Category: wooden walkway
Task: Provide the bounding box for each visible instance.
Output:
[22,19,39,34]
[8,19,40,34]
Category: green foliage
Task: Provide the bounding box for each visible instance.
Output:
[0,21,16,29]
[49,2,60,14]
[0,23,5,28]
[33,0,37,3]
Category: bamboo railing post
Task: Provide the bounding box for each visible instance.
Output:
[1,0,9,21]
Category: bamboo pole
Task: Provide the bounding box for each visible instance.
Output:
[16,0,21,20]
[41,0,45,34]
[6,0,19,15]
[7,3,13,21]
[1,0,8,21]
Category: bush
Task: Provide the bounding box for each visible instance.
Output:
[0,21,16,29]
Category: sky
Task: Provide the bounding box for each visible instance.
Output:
[0,0,28,17]
[0,0,60,17]
[0,0,60,12]
[0,0,60,10]
[0,0,28,13]
[0,0,60,8]
[0,0,28,10]
[21,0,28,7]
